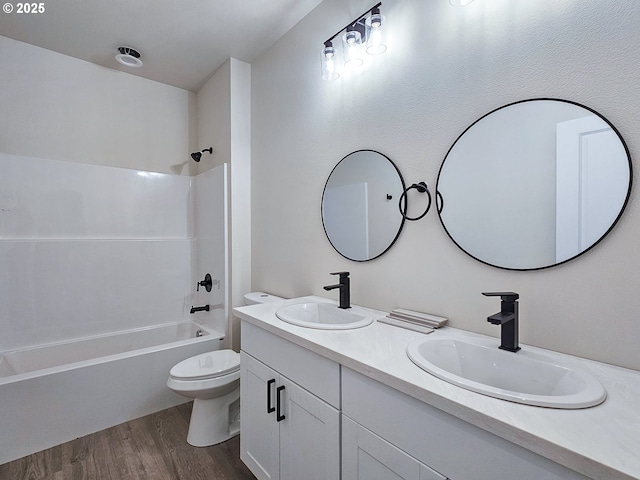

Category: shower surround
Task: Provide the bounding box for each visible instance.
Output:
[0,153,228,463]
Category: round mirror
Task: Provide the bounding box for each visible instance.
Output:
[322,150,406,261]
[437,99,632,270]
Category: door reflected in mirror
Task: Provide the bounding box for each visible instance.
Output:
[322,150,405,261]
[437,99,632,270]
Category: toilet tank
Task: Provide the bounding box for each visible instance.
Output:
[243,292,284,305]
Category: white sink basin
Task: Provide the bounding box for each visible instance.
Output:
[406,335,606,409]
[276,302,374,330]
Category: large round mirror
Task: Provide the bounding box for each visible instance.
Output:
[322,150,406,261]
[437,99,632,270]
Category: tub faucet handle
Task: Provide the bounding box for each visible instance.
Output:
[197,273,213,292]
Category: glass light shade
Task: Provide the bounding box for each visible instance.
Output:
[366,13,387,55]
[449,0,475,5]
[321,44,340,81]
[342,29,364,69]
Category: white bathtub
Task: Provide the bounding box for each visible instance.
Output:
[0,321,223,465]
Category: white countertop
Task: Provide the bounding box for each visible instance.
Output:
[234,296,640,480]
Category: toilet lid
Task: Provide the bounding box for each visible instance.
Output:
[170,350,240,380]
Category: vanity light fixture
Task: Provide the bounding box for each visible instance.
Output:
[449,0,475,6]
[321,2,387,81]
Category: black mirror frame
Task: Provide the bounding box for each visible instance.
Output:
[436,98,633,271]
[322,149,407,262]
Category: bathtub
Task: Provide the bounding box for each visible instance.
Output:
[0,321,223,465]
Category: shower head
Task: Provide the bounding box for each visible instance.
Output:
[190,147,213,162]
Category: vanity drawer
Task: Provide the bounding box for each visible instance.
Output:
[241,321,340,408]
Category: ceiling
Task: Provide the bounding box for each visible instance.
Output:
[0,0,324,92]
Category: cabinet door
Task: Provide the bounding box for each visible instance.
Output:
[279,377,340,480]
[240,352,280,480]
[342,416,447,480]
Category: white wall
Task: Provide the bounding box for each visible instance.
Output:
[0,154,194,351]
[251,0,640,370]
[0,37,230,350]
[0,154,230,352]
[0,36,196,174]
[229,59,252,351]
[192,163,229,337]
[197,58,252,351]
[196,60,232,173]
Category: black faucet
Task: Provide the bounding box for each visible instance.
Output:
[190,304,210,314]
[197,273,213,292]
[482,292,520,352]
[323,272,350,309]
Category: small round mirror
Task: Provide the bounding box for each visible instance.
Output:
[322,150,406,261]
[437,98,632,270]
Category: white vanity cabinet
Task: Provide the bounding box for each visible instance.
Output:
[235,298,638,480]
[240,322,341,480]
[342,368,589,480]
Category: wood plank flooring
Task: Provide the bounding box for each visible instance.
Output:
[0,402,256,480]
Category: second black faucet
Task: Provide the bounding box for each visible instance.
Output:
[323,271,350,309]
[483,291,520,352]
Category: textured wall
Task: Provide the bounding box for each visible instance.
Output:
[196,60,232,174]
[251,0,640,370]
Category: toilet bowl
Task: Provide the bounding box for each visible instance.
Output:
[167,350,241,447]
[167,291,284,447]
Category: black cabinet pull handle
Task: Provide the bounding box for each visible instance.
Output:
[276,385,286,422]
[267,379,276,413]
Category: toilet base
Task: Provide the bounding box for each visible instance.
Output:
[187,388,240,447]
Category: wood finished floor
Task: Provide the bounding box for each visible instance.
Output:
[0,402,256,480]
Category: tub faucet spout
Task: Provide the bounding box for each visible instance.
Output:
[190,305,210,314]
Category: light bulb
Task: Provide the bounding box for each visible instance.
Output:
[321,43,339,80]
[342,29,364,69]
[366,10,387,55]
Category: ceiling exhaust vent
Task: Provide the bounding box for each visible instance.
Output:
[115,46,143,68]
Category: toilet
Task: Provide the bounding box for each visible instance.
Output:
[167,291,283,447]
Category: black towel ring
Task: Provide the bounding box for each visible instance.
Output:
[398,181,432,221]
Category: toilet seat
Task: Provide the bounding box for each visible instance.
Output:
[169,350,240,381]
